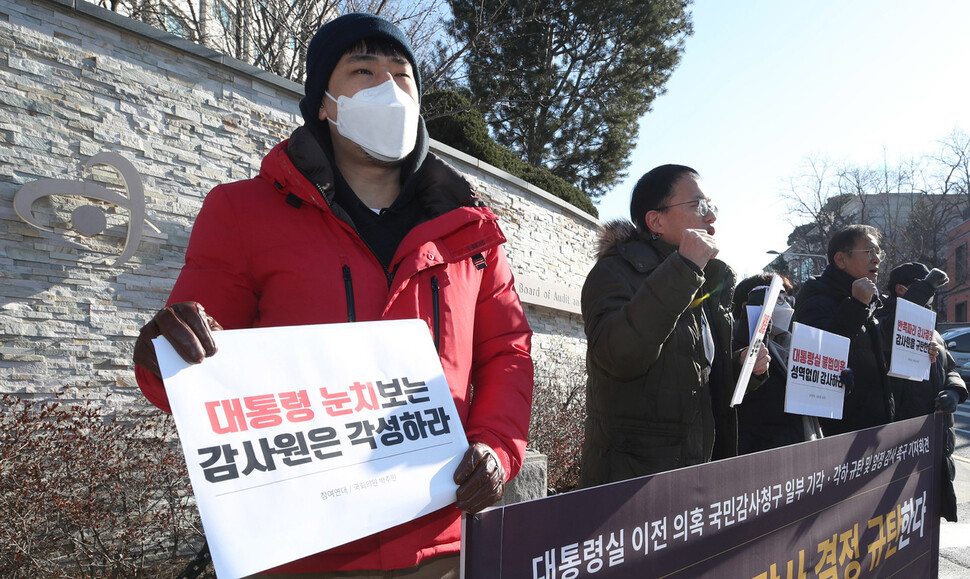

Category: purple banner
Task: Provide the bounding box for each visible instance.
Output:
[462,415,942,578]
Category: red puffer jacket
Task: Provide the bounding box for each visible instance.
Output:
[135,134,534,572]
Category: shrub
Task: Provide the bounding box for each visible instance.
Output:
[527,340,587,493]
[0,387,207,578]
[424,90,598,217]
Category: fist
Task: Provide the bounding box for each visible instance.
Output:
[851,278,877,305]
[935,390,960,413]
[679,229,718,269]
[924,268,949,289]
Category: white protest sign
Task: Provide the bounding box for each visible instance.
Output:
[887,298,935,381]
[745,305,760,343]
[784,322,850,418]
[730,274,783,407]
[154,320,468,579]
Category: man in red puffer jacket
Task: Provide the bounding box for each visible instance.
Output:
[133,13,533,578]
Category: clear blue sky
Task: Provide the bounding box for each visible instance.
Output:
[593,0,970,278]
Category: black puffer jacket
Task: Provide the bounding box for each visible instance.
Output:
[579,221,751,487]
[733,320,807,453]
[878,296,967,418]
[794,265,892,435]
[877,294,967,522]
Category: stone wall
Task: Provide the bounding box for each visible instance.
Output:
[0,0,599,406]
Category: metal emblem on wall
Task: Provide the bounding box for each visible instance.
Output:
[13,152,156,266]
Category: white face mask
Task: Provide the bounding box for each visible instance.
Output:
[746,299,794,340]
[326,80,419,162]
[770,301,794,335]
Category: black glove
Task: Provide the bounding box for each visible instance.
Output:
[839,368,855,395]
[454,442,505,514]
[903,268,949,308]
[925,268,950,289]
[134,301,223,379]
[935,389,960,413]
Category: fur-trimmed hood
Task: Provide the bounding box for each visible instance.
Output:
[593,218,735,313]
[596,219,641,259]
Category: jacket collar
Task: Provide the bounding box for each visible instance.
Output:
[599,219,735,311]
[820,263,860,293]
[598,220,660,269]
[264,121,482,219]
[298,116,431,187]
[815,264,883,316]
[284,117,430,203]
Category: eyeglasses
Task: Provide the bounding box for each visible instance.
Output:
[845,248,885,261]
[656,198,717,217]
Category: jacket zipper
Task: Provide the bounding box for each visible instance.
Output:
[315,183,395,287]
[431,275,440,352]
[342,265,356,322]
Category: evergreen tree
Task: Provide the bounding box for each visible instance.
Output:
[424,90,597,216]
[450,0,692,198]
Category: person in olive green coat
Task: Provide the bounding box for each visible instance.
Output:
[579,165,768,488]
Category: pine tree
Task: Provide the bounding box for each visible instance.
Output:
[450,0,693,198]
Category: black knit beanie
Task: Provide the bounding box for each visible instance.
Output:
[299,13,420,129]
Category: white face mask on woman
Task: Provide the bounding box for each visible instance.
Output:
[326,80,419,162]
[770,301,794,336]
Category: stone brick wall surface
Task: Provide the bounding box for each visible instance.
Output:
[0,0,599,407]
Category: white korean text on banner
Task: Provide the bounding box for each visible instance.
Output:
[154,320,468,579]
[888,297,935,381]
[784,322,850,419]
[462,415,943,578]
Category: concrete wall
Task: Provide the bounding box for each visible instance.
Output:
[0,0,599,405]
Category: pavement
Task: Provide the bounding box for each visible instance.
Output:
[939,438,970,577]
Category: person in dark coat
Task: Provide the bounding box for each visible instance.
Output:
[733,275,819,453]
[793,224,893,436]
[877,262,967,521]
[579,164,768,488]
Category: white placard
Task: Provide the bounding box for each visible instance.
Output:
[887,298,935,381]
[783,322,850,418]
[154,320,468,579]
[746,305,760,343]
[731,274,783,407]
